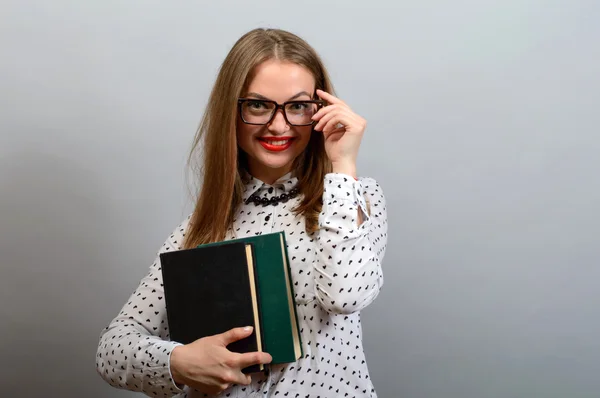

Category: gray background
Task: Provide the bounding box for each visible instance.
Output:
[1,1,599,397]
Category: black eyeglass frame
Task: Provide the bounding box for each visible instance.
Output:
[237,98,326,126]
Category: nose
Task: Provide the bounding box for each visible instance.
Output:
[267,109,290,135]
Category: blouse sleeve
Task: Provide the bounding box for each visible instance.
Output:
[95,218,191,397]
[313,173,388,314]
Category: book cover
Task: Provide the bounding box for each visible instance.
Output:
[199,231,303,364]
[159,241,264,373]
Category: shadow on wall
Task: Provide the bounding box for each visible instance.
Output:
[0,149,134,397]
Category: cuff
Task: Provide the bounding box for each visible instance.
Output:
[324,173,369,210]
[143,339,186,395]
[322,173,370,231]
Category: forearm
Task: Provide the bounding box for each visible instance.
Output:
[313,173,387,314]
[331,162,363,226]
[96,316,184,397]
[96,220,191,397]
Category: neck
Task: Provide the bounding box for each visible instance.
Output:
[247,162,294,185]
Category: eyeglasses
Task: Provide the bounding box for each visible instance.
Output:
[238,98,326,126]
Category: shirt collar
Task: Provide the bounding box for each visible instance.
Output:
[241,169,299,203]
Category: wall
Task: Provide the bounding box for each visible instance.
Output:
[1,1,599,397]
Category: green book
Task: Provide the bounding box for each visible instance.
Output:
[198,231,303,365]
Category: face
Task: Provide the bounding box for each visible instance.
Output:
[237,59,316,184]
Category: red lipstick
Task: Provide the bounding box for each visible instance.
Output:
[258,136,295,152]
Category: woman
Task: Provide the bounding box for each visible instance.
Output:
[96,27,387,398]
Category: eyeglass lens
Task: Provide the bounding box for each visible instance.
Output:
[241,100,319,125]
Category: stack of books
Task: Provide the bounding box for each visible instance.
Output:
[159,231,303,374]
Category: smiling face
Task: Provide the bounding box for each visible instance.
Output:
[237,59,317,184]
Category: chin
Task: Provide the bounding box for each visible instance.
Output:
[255,155,296,172]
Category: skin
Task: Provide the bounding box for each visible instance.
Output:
[237,59,367,184]
[170,59,367,394]
[236,59,316,185]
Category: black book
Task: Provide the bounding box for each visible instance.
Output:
[160,241,264,374]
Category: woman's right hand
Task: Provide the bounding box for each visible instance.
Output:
[169,326,272,395]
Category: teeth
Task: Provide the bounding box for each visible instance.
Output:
[267,139,289,146]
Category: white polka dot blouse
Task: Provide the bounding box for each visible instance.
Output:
[96,172,388,398]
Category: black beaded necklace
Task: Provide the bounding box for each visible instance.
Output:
[246,187,300,206]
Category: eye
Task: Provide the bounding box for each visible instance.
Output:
[289,102,309,110]
[247,100,268,110]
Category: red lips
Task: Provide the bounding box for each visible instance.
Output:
[258,136,295,152]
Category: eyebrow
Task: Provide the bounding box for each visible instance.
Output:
[245,91,312,101]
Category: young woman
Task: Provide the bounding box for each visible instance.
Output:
[96,27,388,398]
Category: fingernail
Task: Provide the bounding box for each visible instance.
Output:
[244,326,253,331]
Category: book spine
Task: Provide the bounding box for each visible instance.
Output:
[280,232,304,359]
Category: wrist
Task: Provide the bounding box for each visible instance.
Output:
[170,346,186,386]
[331,161,357,178]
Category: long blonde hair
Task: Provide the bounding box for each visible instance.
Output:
[182,28,334,248]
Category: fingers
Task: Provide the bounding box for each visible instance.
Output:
[316,89,346,106]
[315,110,349,133]
[218,326,253,346]
[317,110,360,134]
[219,351,271,387]
[236,351,273,370]
[313,108,340,131]
[311,90,349,125]
[312,91,366,134]
[239,374,252,385]
[312,103,345,123]
[221,368,252,386]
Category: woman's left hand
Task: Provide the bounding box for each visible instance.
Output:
[311,89,366,177]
